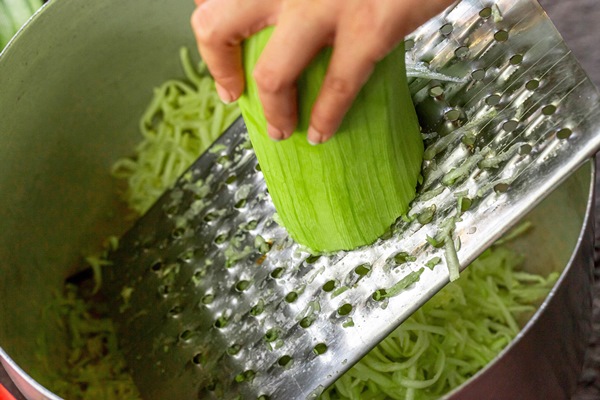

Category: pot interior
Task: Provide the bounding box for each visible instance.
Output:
[0,0,593,397]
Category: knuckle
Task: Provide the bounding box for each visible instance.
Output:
[211,72,239,87]
[253,66,288,94]
[191,6,221,44]
[323,75,357,98]
[311,107,340,133]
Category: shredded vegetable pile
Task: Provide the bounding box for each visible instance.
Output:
[40,284,141,400]
[321,246,558,400]
[110,47,240,215]
[37,49,559,400]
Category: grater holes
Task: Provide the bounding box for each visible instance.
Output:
[494,183,510,193]
[172,227,186,240]
[242,219,258,231]
[445,109,461,122]
[460,198,473,213]
[179,329,194,341]
[354,264,371,277]
[390,251,416,266]
[305,254,321,264]
[542,105,557,116]
[418,204,437,224]
[203,211,218,222]
[234,369,256,383]
[503,120,519,132]
[313,343,328,355]
[454,46,469,58]
[429,85,444,98]
[372,289,387,301]
[214,314,229,328]
[201,293,214,305]
[557,128,573,140]
[150,260,163,272]
[192,352,203,365]
[264,328,280,343]
[235,280,251,292]
[440,23,453,36]
[254,163,262,172]
[204,381,217,392]
[191,267,205,285]
[479,7,492,18]
[322,280,336,292]
[256,236,273,254]
[225,174,237,184]
[526,79,540,91]
[164,203,178,217]
[234,199,247,209]
[257,395,271,400]
[214,232,229,245]
[472,69,486,81]
[510,54,523,65]
[486,94,501,106]
[337,303,353,316]
[216,154,230,165]
[178,249,195,264]
[250,299,265,316]
[270,267,285,279]
[404,38,415,51]
[277,355,293,368]
[227,343,242,355]
[520,144,533,155]
[158,284,172,297]
[285,291,298,303]
[168,304,183,317]
[300,316,314,329]
[494,30,509,42]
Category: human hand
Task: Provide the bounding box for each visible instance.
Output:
[191,0,454,144]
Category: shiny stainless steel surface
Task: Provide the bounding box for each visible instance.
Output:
[100,0,600,399]
[0,0,597,400]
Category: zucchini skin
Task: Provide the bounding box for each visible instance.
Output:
[239,28,423,252]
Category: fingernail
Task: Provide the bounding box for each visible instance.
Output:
[307,126,323,145]
[267,124,285,141]
[215,82,233,104]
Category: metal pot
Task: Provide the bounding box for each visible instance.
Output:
[0,0,594,399]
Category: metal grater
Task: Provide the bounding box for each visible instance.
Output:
[103,0,600,398]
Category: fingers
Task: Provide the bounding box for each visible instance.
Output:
[191,0,456,144]
[253,4,334,140]
[307,42,378,145]
[191,0,279,103]
[307,4,394,144]
[308,0,454,144]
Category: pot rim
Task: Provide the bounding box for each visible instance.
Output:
[443,159,596,399]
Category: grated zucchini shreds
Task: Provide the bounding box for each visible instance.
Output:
[111,47,241,215]
[239,28,424,252]
[320,246,559,400]
[40,284,142,400]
